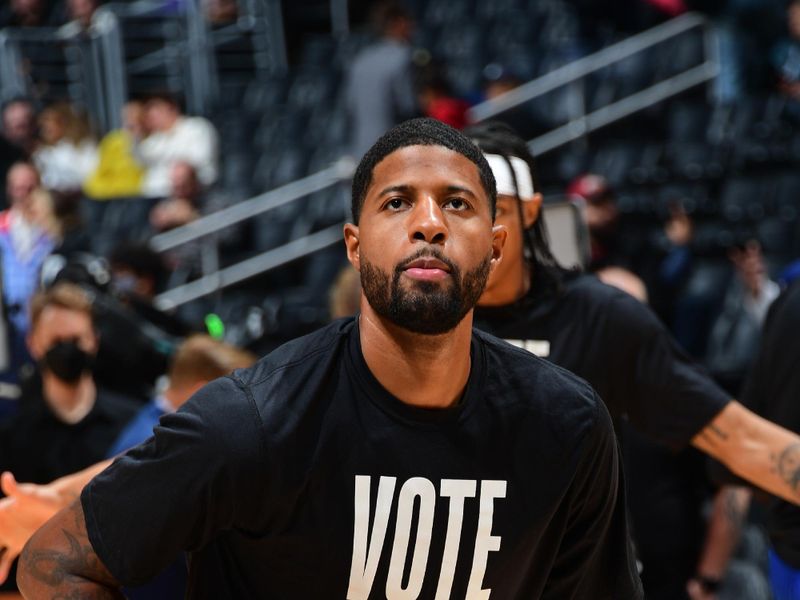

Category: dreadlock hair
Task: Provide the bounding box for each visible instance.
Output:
[463,120,571,296]
[351,117,497,223]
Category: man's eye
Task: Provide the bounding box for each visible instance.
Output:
[386,198,405,210]
[446,198,468,211]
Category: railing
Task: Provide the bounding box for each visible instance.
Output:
[151,12,719,309]
[0,0,288,130]
[467,12,719,157]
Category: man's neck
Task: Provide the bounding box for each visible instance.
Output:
[478,262,532,307]
[358,302,473,410]
[42,374,97,425]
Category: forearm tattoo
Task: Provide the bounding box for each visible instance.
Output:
[775,443,800,494]
[19,500,123,599]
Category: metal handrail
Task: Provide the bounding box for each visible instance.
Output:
[149,158,354,251]
[151,12,718,307]
[529,62,718,156]
[154,222,345,309]
[467,11,709,123]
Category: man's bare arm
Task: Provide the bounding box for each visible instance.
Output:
[692,400,800,505]
[17,498,124,599]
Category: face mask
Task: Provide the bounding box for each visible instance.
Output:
[42,339,93,384]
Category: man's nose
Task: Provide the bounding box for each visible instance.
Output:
[409,196,447,245]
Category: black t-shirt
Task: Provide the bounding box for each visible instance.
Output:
[741,281,800,568]
[474,272,730,595]
[473,272,729,450]
[0,377,139,484]
[83,318,642,599]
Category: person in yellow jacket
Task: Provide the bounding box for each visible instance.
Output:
[83,101,147,200]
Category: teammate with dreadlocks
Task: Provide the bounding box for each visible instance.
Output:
[467,121,792,599]
[19,119,643,598]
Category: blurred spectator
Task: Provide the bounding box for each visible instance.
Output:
[83,100,147,200]
[0,0,57,28]
[149,162,204,232]
[706,239,780,395]
[33,102,98,194]
[345,0,418,158]
[0,334,256,593]
[1,98,37,156]
[417,71,469,130]
[567,173,696,307]
[203,0,238,26]
[66,0,99,29]
[0,283,138,484]
[149,162,242,278]
[772,0,800,105]
[566,173,649,301]
[138,94,219,198]
[0,163,55,382]
[108,241,191,338]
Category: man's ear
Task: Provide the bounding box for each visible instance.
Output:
[343,223,361,271]
[490,224,508,271]
[522,193,543,228]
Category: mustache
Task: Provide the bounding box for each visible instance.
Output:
[395,248,458,274]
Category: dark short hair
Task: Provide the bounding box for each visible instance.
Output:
[351,117,496,223]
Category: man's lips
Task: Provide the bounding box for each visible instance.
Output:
[402,257,452,281]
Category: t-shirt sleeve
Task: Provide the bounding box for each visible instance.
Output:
[542,396,643,599]
[81,376,266,586]
[603,290,730,449]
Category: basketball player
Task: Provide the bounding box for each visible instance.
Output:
[464,121,800,598]
[17,119,643,598]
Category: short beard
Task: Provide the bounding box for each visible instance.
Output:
[360,248,492,335]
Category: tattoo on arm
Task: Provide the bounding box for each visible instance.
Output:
[18,499,123,599]
[775,443,800,494]
[709,424,729,441]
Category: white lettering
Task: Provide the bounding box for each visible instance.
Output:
[347,476,397,600]
[435,479,477,600]
[465,480,507,599]
[386,477,436,599]
[504,339,550,358]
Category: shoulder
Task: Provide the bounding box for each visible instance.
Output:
[473,329,602,436]
[231,318,355,389]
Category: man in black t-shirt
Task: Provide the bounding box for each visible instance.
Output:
[462,121,800,598]
[18,119,643,598]
[741,281,800,599]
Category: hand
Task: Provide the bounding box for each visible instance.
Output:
[0,472,65,583]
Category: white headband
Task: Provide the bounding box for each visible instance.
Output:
[483,153,535,201]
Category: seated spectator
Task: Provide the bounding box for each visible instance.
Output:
[0,0,58,27]
[58,0,100,35]
[137,94,219,198]
[149,161,205,231]
[0,163,55,382]
[0,98,36,209]
[566,173,649,302]
[0,283,138,483]
[83,100,147,200]
[203,0,238,26]
[706,239,780,395]
[772,0,800,105]
[33,102,98,194]
[0,334,256,592]
[417,71,470,130]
